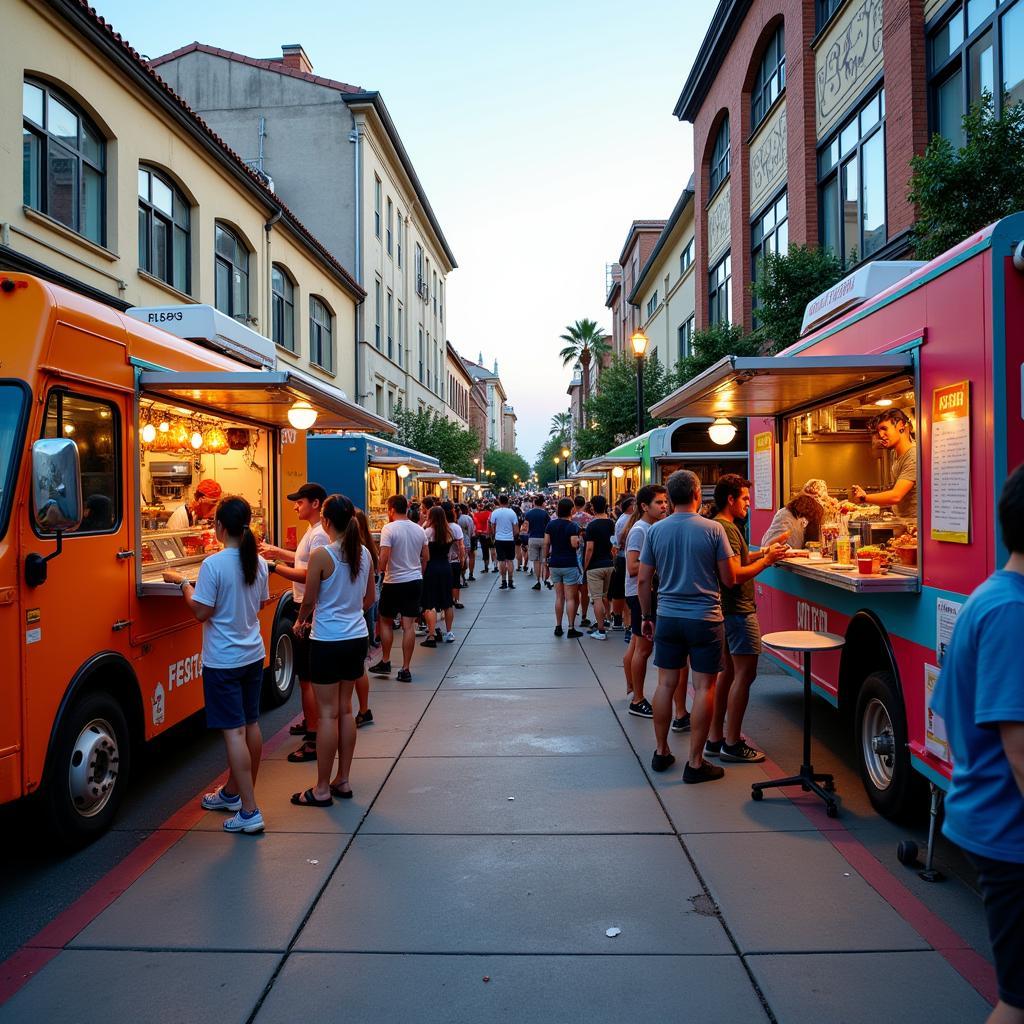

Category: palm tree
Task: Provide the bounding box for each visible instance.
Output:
[549,411,572,439]
[559,319,611,412]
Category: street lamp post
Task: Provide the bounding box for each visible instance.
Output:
[553,455,560,481]
[631,330,649,439]
[561,446,571,477]
[473,457,480,481]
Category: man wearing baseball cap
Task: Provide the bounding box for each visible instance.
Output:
[260,483,329,762]
[166,478,222,532]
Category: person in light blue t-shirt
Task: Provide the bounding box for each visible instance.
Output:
[932,463,1024,1020]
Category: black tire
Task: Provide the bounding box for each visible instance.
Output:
[854,671,926,820]
[897,839,920,867]
[264,608,298,708]
[42,690,131,849]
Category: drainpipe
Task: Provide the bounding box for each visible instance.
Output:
[264,206,283,344]
[349,123,364,404]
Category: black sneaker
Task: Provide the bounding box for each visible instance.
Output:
[628,698,654,718]
[544,580,553,589]
[499,581,508,590]
[532,582,541,590]
[369,660,391,676]
[672,715,692,733]
[508,581,515,589]
[580,617,591,628]
[396,668,412,682]
[683,761,726,784]
[420,638,437,648]
[703,738,723,757]
[355,709,373,728]
[611,615,624,631]
[554,625,564,637]
[651,751,676,773]
[567,628,583,639]
[468,574,476,581]
[720,740,766,763]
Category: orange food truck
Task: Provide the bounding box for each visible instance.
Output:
[652,216,1024,866]
[0,274,391,844]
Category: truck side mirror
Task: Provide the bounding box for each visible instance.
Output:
[26,438,82,586]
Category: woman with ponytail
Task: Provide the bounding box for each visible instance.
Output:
[292,494,375,805]
[163,495,270,835]
[353,508,379,728]
[420,504,458,647]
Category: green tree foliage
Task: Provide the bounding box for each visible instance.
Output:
[482,448,531,491]
[549,411,572,438]
[558,318,611,404]
[381,403,480,476]
[908,93,1024,261]
[674,322,761,386]
[749,244,844,354]
[534,433,569,483]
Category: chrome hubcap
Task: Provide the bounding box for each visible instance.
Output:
[68,718,120,817]
[862,698,895,791]
[274,631,295,697]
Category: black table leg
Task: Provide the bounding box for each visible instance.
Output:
[751,651,838,817]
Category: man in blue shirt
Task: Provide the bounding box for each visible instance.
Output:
[524,495,551,590]
[932,462,1024,1021]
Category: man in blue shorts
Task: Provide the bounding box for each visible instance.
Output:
[544,497,583,638]
[639,470,737,784]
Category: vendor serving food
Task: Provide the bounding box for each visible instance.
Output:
[850,409,917,518]
[166,478,222,531]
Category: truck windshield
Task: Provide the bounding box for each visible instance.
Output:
[0,382,30,539]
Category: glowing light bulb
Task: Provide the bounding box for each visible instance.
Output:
[141,423,157,444]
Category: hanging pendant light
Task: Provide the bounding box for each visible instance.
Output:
[141,422,156,444]
[708,417,738,445]
[287,400,318,430]
[204,425,229,455]
[169,420,191,452]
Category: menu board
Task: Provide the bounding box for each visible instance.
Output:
[930,381,970,544]
[753,432,773,510]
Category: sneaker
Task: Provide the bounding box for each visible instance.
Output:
[704,738,723,756]
[201,787,241,812]
[611,615,624,631]
[544,580,553,590]
[445,631,456,643]
[508,581,515,589]
[416,623,429,634]
[554,625,564,637]
[683,761,726,784]
[580,617,591,628]
[651,751,676,773]
[420,638,437,648]
[628,698,654,718]
[567,628,584,639]
[223,808,265,833]
[499,581,508,590]
[355,709,374,728]
[396,668,412,682]
[720,740,766,763]
[532,582,541,591]
[468,574,476,581]
[435,628,444,640]
[672,715,692,734]
[454,602,465,609]
[369,660,392,676]
[591,630,607,641]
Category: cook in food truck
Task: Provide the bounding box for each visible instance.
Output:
[651,215,1024,848]
[0,276,392,845]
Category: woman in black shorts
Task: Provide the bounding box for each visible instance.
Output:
[421,505,460,646]
[292,494,376,806]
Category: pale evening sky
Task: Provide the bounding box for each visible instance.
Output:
[93,0,719,463]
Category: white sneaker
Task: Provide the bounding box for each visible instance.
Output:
[444,631,456,643]
[591,631,607,641]
[201,787,241,812]
[223,809,264,833]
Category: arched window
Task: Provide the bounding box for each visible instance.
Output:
[138,166,191,293]
[309,296,333,372]
[709,116,730,194]
[752,24,786,129]
[214,223,250,320]
[22,79,106,245]
[271,264,295,352]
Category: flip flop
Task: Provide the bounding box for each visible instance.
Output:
[329,783,354,800]
[290,788,333,807]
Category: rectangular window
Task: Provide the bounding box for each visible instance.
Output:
[419,327,425,382]
[387,389,395,418]
[374,176,381,238]
[386,197,393,256]
[816,0,842,32]
[708,253,732,326]
[375,384,384,416]
[397,304,404,367]
[415,243,424,291]
[387,289,394,360]
[677,316,694,362]
[374,279,382,350]
[679,238,694,275]
[396,214,403,267]
[645,292,659,319]
[439,280,444,322]
[751,191,788,326]
[309,297,333,373]
[432,270,438,315]
[426,332,432,390]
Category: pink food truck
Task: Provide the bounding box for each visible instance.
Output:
[652,215,1024,854]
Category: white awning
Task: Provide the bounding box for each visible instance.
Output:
[138,369,395,433]
[372,456,440,472]
[650,354,913,421]
[577,456,641,472]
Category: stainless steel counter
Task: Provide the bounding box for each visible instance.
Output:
[773,558,921,593]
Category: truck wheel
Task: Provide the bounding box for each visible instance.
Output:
[854,671,924,820]
[44,690,131,848]
[264,610,297,707]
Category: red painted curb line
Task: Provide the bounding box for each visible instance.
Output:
[0,713,300,1006]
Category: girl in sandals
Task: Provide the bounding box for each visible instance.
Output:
[291,494,375,807]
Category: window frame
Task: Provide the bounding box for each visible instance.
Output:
[271,263,296,352]
[679,238,695,276]
[815,0,843,33]
[387,288,394,361]
[386,196,393,256]
[213,223,251,321]
[374,175,382,239]
[22,78,106,246]
[418,326,425,383]
[0,380,31,542]
[374,278,383,350]
[751,23,786,130]
[677,316,695,362]
[708,252,732,326]
[709,116,731,195]
[309,295,334,373]
[751,189,789,327]
[646,291,659,319]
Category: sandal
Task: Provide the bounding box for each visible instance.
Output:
[329,783,354,800]
[289,718,308,736]
[286,739,317,763]
[290,788,333,807]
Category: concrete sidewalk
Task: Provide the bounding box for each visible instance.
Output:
[0,573,994,1023]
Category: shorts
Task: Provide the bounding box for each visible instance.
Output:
[586,565,615,601]
[477,535,491,551]
[203,660,263,730]
[609,555,626,600]
[549,564,582,586]
[517,535,529,547]
[724,612,763,656]
[528,537,545,562]
[626,594,657,640]
[967,852,1024,1008]
[309,636,369,683]
[494,540,516,561]
[379,580,422,619]
[653,615,725,675]
[450,562,463,588]
[292,628,312,680]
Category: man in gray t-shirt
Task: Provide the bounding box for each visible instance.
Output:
[851,409,917,519]
[639,470,737,785]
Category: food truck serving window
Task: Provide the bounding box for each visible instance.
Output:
[0,381,30,540]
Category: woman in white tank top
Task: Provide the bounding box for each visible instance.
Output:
[292,494,375,806]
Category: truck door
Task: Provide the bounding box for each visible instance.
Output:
[21,387,132,808]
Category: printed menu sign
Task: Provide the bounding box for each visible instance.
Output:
[925,664,950,762]
[753,432,773,510]
[930,381,970,544]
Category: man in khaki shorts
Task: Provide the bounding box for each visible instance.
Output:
[523,494,551,589]
[583,494,616,641]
